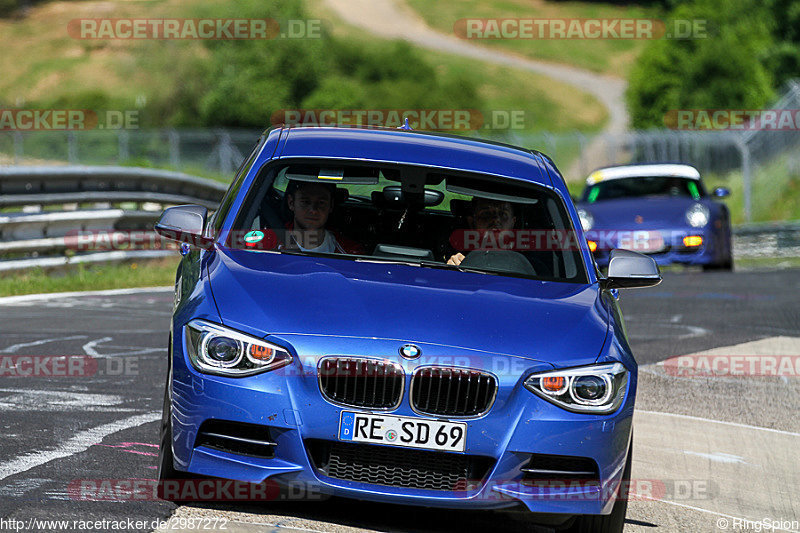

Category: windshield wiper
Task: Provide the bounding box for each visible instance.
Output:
[419,260,503,276]
[276,250,503,276]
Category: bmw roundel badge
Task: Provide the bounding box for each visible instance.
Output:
[399,344,421,359]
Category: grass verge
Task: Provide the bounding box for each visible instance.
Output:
[0,257,179,297]
[734,256,800,270]
[0,0,607,135]
[704,154,800,225]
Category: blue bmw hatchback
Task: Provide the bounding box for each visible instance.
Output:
[155,126,661,531]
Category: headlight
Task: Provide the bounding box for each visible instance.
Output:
[185,319,292,376]
[685,203,709,228]
[577,209,594,231]
[524,362,627,414]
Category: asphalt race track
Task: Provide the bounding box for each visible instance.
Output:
[0,269,798,533]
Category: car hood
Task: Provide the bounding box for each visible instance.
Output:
[206,248,609,367]
[579,196,705,229]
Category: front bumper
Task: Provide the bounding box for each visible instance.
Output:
[169,331,635,516]
[588,226,726,267]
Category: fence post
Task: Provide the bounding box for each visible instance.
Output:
[13,132,23,164]
[118,130,130,162]
[67,132,78,164]
[735,137,752,222]
[219,130,234,175]
[169,130,180,168]
[577,132,588,178]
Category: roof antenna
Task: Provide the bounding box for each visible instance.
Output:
[398,117,412,131]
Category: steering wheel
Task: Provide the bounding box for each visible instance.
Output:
[460,250,537,276]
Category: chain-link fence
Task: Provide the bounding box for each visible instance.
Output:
[2,80,799,222]
[501,80,800,222]
[0,127,760,179]
[0,128,261,178]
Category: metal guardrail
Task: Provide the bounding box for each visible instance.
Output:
[0,250,175,273]
[1,166,798,271]
[0,166,227,272]
[733,222,800,259]
[0,166,227,209]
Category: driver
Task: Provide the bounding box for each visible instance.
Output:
[282,181,363,254]
[447,197,517,265]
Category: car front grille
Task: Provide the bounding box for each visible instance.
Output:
[318,357,404,409]
[307,440,492,491]
[411,367,497,417]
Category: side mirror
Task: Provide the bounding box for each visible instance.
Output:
[155,205,213,249]
[713,187,731,198]
[602,249,661,289]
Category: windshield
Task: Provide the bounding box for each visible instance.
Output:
[582,176,705,202]
[229,161,589,284]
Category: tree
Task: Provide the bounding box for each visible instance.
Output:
[627,0,775,129]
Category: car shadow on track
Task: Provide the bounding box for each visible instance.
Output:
[179,498,551,532]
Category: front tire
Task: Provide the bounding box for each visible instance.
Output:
[157,344,202,500]
[561,435,633,533]
[702,255,733,271]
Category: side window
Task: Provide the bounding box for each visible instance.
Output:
[209,136,265,236]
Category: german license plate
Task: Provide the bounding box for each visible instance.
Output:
[618,230,665,253]
[338,411,467,452]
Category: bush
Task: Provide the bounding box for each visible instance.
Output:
[16,0,484,129]
[0,0,19,17]
[627,0,775,129]
[157,0,483,128]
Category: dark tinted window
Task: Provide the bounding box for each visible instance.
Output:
[583,176,704,202]
[230,161,589,284]
[209,135,266,235]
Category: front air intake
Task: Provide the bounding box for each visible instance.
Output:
[194,420,276,459]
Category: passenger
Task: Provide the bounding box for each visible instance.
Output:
[283,181,363,254]
[447,197,517,266]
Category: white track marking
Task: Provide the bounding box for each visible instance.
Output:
[0,286,172,305]
[82,337,162,358]
[82,337,113,356]
[0,478,52,497]
[0,412,159,482]
[634,409,799,532]
[0,335,87,353]
[229,524,326,533]
[625,316,710,340]
[677,325,710,339]
[0,389,126,412]
[682,451,747,464]
[630,494,800,533]
[637,410,800,437]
